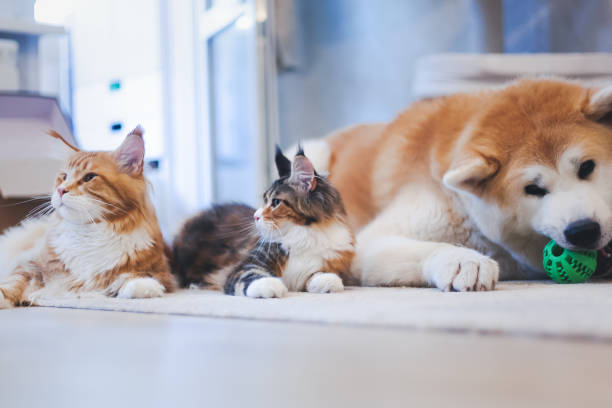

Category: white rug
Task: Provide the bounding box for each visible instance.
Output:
[33,281,612,340]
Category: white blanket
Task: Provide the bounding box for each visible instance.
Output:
[32,281,612,340]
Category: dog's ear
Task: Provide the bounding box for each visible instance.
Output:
[585,84,612,123]
[443,154,499,195]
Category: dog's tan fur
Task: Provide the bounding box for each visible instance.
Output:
[316,79,612,290]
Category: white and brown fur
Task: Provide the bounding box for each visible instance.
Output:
[0,126,175,308]
[172,147,355,298]
[297,79,612,291]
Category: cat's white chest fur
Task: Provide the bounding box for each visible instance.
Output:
[50,222,153,280]
[280,221,353,291]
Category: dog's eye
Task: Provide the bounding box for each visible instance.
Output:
[524,184,548,197]
[271,198,281,207]
[578,160,595,180]
[82,173,97,182]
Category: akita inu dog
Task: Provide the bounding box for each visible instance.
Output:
[301,79,612,291]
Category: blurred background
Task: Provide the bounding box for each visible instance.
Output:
[2,0,612,236]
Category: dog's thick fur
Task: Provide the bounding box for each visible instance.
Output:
[304,79,612,291]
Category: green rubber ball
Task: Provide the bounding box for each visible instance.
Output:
[542,240,597,283]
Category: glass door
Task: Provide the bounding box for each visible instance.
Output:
[200,0,276,206]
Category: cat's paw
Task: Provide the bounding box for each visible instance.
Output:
[0,291,13,309]
[117,277,165,299]
[306,272,344,294]
[245,277,288,299]
[423,246,499,291]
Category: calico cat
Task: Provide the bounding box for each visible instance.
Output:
[172,147,355,298]
[0,127,175,308]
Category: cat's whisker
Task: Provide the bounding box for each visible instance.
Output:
[212,224,257,239]
[25,205,47,219]
[0,195,51,208]
[83,196,129,215]
[219,221,255,231]
[83,207,97,225]
[27,200,51,213]
[26,207,51,221]
[25,201,54,220]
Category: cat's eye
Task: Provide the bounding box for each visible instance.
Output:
[524,184,548,197]
[82,173,98,182]
[59,173,67,181]
[271,198,281,207]
[578,160,595,180]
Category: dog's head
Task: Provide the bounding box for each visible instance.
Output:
[443,80,612,273]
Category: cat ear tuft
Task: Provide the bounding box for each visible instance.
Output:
[130,124,144,138]
[290,154,316,193]
[295,143,305,157]
[275,145,292,178]
[114,126,145,175]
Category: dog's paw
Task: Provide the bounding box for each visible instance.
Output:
[0,291,13,309]
[117,277,165,299]
[246,277,288,299]
[306,273,344,294]
[424,246,499,291]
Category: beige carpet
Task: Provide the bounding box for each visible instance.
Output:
[32,281,612,340]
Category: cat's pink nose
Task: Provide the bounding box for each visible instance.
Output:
[254,214,261,221]
[57,187,67,197]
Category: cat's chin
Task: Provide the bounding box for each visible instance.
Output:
[55,206,73,220]
[54,205,68,219]
[55,206,91,225]
[258,236,282,245]
[255,225,281,242]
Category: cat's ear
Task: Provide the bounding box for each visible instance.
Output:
[275,145,291,178]
[289,151,316,193]
[114,126,145,175]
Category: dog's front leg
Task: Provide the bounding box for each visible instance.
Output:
[354,227,499,292]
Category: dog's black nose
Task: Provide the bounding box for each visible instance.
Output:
[564,219,601,248]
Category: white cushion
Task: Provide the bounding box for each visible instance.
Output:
[414,53,612,98]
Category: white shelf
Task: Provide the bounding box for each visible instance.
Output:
[0,18,65,36]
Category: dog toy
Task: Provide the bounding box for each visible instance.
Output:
[542,240,597,283]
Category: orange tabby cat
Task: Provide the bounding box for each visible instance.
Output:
[0,126,175,308]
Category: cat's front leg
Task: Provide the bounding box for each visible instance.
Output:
[0,269,36,308]
[114,275,166,299]
[0,286,13,308]
[225,268,288,299]
[306,272,344,294]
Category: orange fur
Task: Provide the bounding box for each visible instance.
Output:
[322,249,356,285]
[0,130,175,307]
[327,124,386,230]
[326,80,612,230]
[46,130,80,152]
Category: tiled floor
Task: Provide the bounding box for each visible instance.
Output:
[1,307,611,408]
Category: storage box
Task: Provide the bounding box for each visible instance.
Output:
[0,93,76,232]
